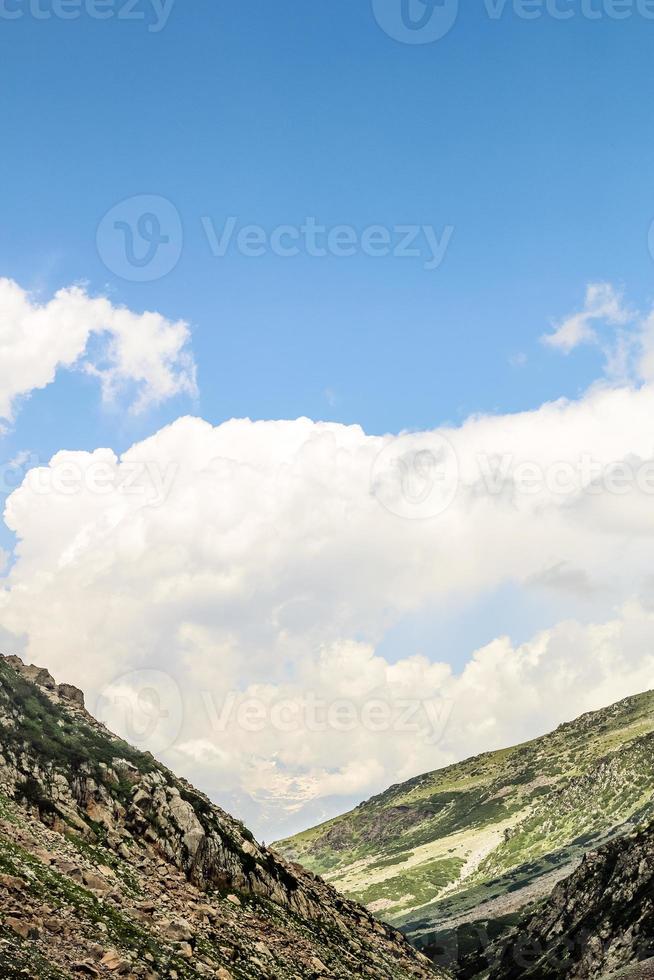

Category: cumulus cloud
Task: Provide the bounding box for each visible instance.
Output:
[3,367,654,835]
[4,283,654,836]
[0,277,197,425]
[204,607,654,825]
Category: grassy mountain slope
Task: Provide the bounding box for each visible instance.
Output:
[0,654,436,979]
[275,691,654,953]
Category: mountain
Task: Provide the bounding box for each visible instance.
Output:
[483,819,654,978]
[275,691,654,967]
[0,654,436,980]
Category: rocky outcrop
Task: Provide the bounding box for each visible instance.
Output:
[5,654,56,690]
[486,823,654,978]
[58,681,86,706]
[0,653,438,979]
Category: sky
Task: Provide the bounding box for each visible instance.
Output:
[2,0,654,839]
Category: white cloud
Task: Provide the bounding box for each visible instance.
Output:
[0,277,197,425]
[3,284,654,837]
[200,608,654,822]
[540,282,654,386]
[543,282,632,354]
[3,375,654,834]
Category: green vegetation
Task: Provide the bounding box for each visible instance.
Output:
[276,688,654,946]
[0,660,156,785]
[0,927,71,979]
[358,857,465,910]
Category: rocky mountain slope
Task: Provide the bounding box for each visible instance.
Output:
[482,818,654,979]
[275,691,654,958]
[0,653,437,979]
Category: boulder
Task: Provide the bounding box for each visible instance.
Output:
[161,917,195,942]
[58,683,85,707]
[5,916,41,940]
[100,950,130,972]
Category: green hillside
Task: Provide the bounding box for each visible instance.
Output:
[275,691,654,952]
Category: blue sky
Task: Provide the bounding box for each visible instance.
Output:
[3,0,654,836]
[2,0,654,456]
